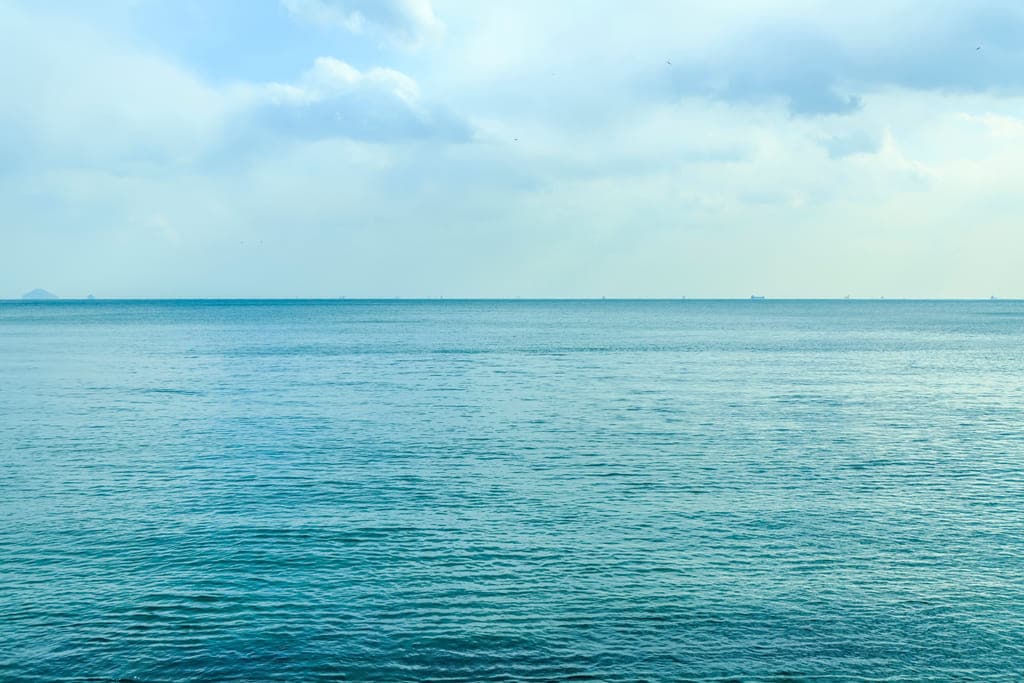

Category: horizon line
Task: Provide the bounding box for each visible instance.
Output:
[3,296,1022,302]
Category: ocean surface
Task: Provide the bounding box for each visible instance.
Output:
[2,299,1023,682]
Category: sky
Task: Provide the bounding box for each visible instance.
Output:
[2,0,1023,298]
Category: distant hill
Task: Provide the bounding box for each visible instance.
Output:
[22,288,59,300]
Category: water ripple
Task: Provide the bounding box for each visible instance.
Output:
[1,300,1023,680]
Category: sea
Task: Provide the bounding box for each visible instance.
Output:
[1,299,1022,681]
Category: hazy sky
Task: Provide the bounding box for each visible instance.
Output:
[2,0,1023,298]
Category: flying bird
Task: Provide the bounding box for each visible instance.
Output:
[665,59,672,65]
[976,46,982,50]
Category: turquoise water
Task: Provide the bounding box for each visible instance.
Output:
[2,300,1023,681]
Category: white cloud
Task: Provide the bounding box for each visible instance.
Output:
[233,57,465,144]
[282,0,444,47]
[0,1,463,174]
[289,57,421,106]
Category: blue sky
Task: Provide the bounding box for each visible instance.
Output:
[2,0,1023,298]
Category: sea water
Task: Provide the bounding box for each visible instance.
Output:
[1,300,1023,681]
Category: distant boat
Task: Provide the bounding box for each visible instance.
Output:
[750,295,765,300]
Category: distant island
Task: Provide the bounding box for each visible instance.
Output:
[22,288,59,300]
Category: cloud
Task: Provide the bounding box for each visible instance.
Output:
[666,29,866,116]
[436,1,1024,119]
[820,130,881,159]
[7,1,1024,298]
[668,2,1024,115]
[0,2,467,174]
[0,3,225,169]
[282,0,443,46]
[235,57,469,144]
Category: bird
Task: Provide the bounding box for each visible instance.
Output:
[976,46,982,50]
[665,59,672,65]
